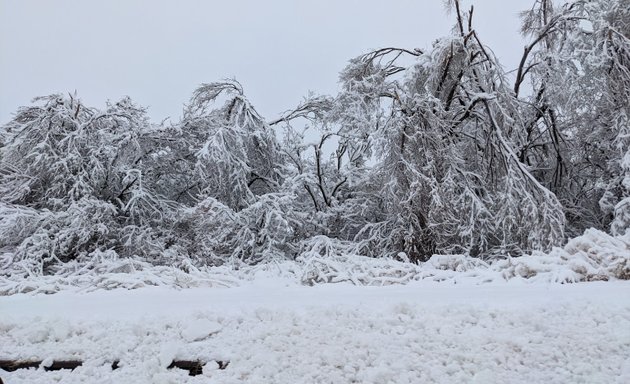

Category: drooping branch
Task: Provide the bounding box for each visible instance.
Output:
[268,95,334,126]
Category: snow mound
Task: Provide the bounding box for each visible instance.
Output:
[181,318,222,342]
[495,228,630,283]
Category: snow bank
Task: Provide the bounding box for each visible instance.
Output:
[1,228,628,295]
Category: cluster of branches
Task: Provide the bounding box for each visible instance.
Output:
[0,0,628,275]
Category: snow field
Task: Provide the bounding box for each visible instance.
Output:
[1,281,629,383]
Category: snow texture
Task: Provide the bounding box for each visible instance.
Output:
[1,281,629,383]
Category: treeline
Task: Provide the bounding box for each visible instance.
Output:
[0,0,628,274]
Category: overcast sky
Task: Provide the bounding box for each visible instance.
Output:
[0,0,530,125]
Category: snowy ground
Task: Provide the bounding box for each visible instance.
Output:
[1,280,629,383]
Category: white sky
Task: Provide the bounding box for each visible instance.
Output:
[0,0,530,125]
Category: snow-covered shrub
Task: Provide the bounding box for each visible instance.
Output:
[297,236,423,286]
[178,193,299,265]
[564,229,630,280]
[0,203,43,252]
[235,193,299,263]
[494,229,630,282]
[0,251,242,295]
[6,198,118,275]
[426,254,489,273]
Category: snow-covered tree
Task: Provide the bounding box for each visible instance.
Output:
[335,3,566,261]
[181,80,283,211]
[516,0,630,235]
[270,93,378,244]
[2,0,627,276]
[0,94,177,271]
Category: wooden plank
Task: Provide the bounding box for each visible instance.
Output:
[167,360,204,376]
[0,360,39,371]
[0,360,82,372]
[0,359,228,377]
